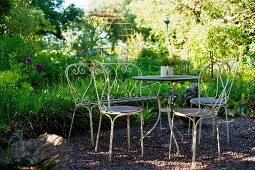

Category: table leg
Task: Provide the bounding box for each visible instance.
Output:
[143,96,162,138]
[167,102,179,154]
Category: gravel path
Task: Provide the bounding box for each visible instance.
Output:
[69,117,255,169]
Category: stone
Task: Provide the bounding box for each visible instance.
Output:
[183,83,198,107]
[10,133,72,169]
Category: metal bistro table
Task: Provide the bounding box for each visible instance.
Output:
[132,75,198,138]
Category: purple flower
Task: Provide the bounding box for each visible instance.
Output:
[38,63,44,71]
[26,57,31,63]
[34,63,45,72]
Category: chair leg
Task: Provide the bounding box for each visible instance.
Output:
[143,98,162,138]
[169,113,179,158]
[127,115,130,152]
[89,108,94,145]
[141,101,145,125]
[159,112,163,132]
[95,114,103,152]
[169,114,174,159]
[140,112,144,158]
[188,103,193,138]
[109,118,115,162]
[225,106,229,142]
[212,117,215,136]
[191,119,197,169]
[157,97,163,133]
[198,120,202,144]
[68,107,77,141]
[216,117,221,158]
[188,119,191,137]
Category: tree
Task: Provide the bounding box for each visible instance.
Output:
[128,0,255,67]
[0,0,11,18]
[0,0,11,34]
[4,0,53,37]
[67,15,110,58]
[88,0,137,50]
[32,0,84,39]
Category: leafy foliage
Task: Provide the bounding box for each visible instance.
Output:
[31,0,84,38]
[4,0,53,37]
[1,0,255,146]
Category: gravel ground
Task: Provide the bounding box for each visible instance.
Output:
[69,117,255,169]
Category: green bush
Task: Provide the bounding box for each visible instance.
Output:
[0,71,22,121]
[135,46,161,72]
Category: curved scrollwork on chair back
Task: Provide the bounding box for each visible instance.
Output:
[103,62,160,99]
[225,60,238,101]
[65,63,95,106]
[92,60,111,113]
[197,61,231,115]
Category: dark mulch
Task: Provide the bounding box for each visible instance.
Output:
[69,117,255,169]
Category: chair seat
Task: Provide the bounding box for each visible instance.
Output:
[77,96,157,106]
[76,99,121,106]
[174,108,214,117]
[190,97,226,105]
[103,106,142,115]
[119,96,157,101]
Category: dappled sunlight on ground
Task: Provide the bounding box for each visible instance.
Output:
[69,117,255,169]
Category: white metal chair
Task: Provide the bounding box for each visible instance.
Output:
[92,60,144,162]
[190,60,238,142]
[103,62,161,137]
[169,61,232,168]
[65,63,95,144]
[65,62,159,145]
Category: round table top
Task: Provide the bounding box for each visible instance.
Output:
[132,75,199,82]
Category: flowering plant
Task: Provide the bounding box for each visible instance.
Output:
[34,63,45,72]
[21,56,32,64]
[161,54,181,66]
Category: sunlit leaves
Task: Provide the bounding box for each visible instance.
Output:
[4,0,53,38]
[128,0,255,68]
[32,0,84,38]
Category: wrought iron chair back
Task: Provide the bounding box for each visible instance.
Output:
[92,60,144,162]
[194,60,237,104]
[225,60,238,102]
[65,63,95,105]
[169,61,232,168]
[92,61,111,112]
[65,63,95,144]
[189,60,238,142]
[197,61,231,112]
[103,62,160,100]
